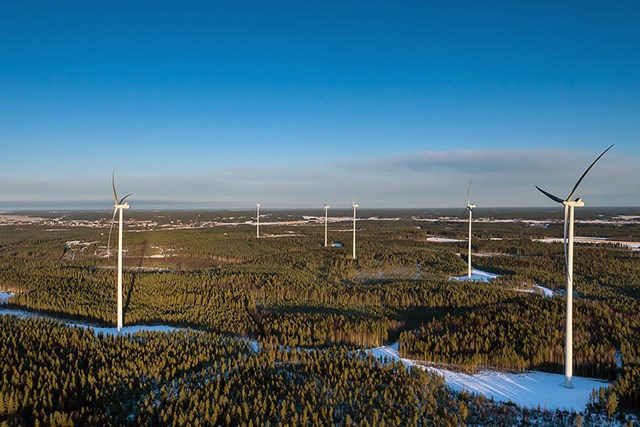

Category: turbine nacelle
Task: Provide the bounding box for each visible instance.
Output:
[563,199,584,208]
[108,171,132,259]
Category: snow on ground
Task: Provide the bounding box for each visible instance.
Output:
[536,237,640,250]
[0,307,181,335]
[426,237,464,243]
[534,285,554,297]
[516,285,555,297]
[369,342,609,412]
[1,305,613,413]
[0,292,14,303]
[449,268,499,282]
[85,324,180,336]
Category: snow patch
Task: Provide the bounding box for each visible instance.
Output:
[369,342,609,411]
[427,237,464,243]
[449,268,499,282]
[534,285,554,297]
[0,292,14,303]
[0,307,182,336]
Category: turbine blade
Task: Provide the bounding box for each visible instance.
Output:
[119,193,133,204]
[111,170,118,205]
[107,208,117,259]
[566,144,613,201]
[535,186,564,204]
[467,177,473,206]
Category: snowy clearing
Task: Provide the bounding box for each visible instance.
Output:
[516,285,555,297]
[369,342,609,412]
[535,237,640,250]
[426,237,464,243]
[534,285,555,297]
[0,292,14,303]
[449,268,499,282]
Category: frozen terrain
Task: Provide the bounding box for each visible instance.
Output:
[426,236,464,243]
[516,285,555,297]
[0,292,14,303]
[0,307,180,336]
[370,342,608,412]
[449,268,499,282]
[536,237,640,250]
[1,306,609,413]
[534,284,554,297]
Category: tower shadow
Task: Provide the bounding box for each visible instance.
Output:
[124,240,148,324]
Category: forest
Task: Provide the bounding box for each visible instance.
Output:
[1,208,639,424]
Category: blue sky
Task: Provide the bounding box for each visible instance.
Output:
[1,1,638,209]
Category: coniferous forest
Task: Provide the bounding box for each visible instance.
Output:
[1,208,639,425]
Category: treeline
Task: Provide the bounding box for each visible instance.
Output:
[0,315,250,426]
[0,314,543,427]
[400,296,619,379]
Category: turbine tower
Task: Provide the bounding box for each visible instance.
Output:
[352,200,359,260]
[256,203,261,238]
[535,144,613,388]
[464,178,476,279]
[323,199,330,247]
[107,171,131,333]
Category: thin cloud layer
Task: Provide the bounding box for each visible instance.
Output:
[0,149,637,210]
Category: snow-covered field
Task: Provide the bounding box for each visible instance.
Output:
[0,292,14,303]
[449,268,499,282]
[370,342,609,412]
[516,285,555,297]
[534,284,554,297]
[426,236,464,243]
[535,237,640,250]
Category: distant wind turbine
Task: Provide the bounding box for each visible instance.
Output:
[323,199,330,247]
[535,144,613,389]
[352,200,359,260]
[256,203,261,238]
[464,178,476,279]
[107,171,131,333]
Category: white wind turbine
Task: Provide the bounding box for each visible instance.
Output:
[535,144,613,388]
[107,171,131,333]
[256,202,261,238]
[463,178,476,279]
[323,199,330,247]
[352,200,359,260]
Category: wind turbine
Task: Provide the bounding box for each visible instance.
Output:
[323,199,330,247]
[352,200,359,260]
[535,144,613,389]
[256,203,261,238]
[107,171,131,333]
[464,178,476,279]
